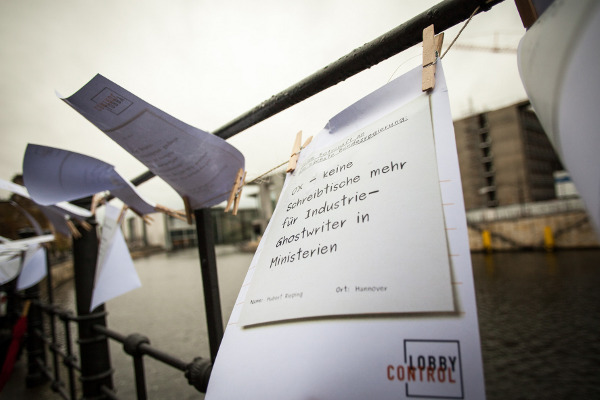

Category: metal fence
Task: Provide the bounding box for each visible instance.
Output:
[10,0,506,398]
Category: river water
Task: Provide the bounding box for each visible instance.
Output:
[9,248,600,399]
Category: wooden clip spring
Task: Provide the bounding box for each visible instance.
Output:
[181,196,193,225]
[117,205,128,226]
[90,193,105,216]
[232,171,246,216]
[65,218,82,239]
[422,25,444,92]
[155,204,188,223]
[286,131,313,173]
[225,168,246,215]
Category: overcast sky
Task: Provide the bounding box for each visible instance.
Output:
[0,0,526,210]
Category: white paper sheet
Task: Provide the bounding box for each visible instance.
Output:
[206,62,485,399]
[8,200,44,236]
[16,245,47,290]
[62,74,245,209]
[0,253,21,285]
[518,0,600,233]
[90,204,141,311]
[23,144,156,215]
[0,178,93,220]
[239,94,453,326]
[0,235,55,252]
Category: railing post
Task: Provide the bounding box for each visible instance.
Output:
[17,229,47,387]
[194,208,224,362]
[24,285,47,387]
[44,247,62,391]
[72,219,114,398]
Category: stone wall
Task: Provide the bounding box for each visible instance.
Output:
[468,210,599,251]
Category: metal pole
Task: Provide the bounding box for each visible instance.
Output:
[23,285,47,387]
[44,248,62,390]
[72,220,114,398]
[194,208,224,362]
[126,0,506,187]
[61,313,78,400]
[17,229,47,387]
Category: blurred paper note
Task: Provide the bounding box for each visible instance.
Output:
[90,204,141,311]
[23,144,156,215]
[0,178,92,237]
[0,235,55,252]
[0,254,21,285]
[17,245,47,290]
[62,74,245,209]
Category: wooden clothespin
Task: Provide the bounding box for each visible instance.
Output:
[117,205,129,226]
[79,220,92,231]
[155,204,188,223]
[232,171,246,216]
[90,193,104,216]
[181,196,193,225]
[422,24,444,92]
[130,208,153,225]
[225,168,245,215]
[65,218,82,239]
[286,131,313,173]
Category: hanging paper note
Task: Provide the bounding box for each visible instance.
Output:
[16,245,47,290]
[62,74,245,209]
[0,178,92,236]
[90,204,141,311]
[0,178,92,219]
[23,144,156,215]
[0,254,21,285]
[207,63,486,400]
[238,94,453,326]
[0,235,55,252]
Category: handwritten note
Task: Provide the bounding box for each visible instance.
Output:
[239,95,453,326]
[206,62,486,400]
[62,74,245,209]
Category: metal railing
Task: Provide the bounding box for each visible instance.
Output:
[24,299,212,400]
[10,0,506,398]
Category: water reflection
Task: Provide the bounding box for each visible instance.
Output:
[44,249,600,399]
[472,250,600,399]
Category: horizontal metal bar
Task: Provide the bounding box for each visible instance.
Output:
[138,342,188,371]
[93,324,127,342]
[93,325,189,371]
[36,301,78,322]
[126,0,504,187]
[212,0,503,139]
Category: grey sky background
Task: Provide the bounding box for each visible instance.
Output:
[0,0,526,209]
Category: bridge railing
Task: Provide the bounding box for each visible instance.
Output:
[11,1,506,398]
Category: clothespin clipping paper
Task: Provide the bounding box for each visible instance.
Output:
[286,131,313,174]
[154,204,188,223]
[225,168,246,216]
[65,218,81,239]
[182,196,193,225]
[117,205,128,226]
[422,24,444,92]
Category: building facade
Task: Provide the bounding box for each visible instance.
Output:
[454,101,563,210]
